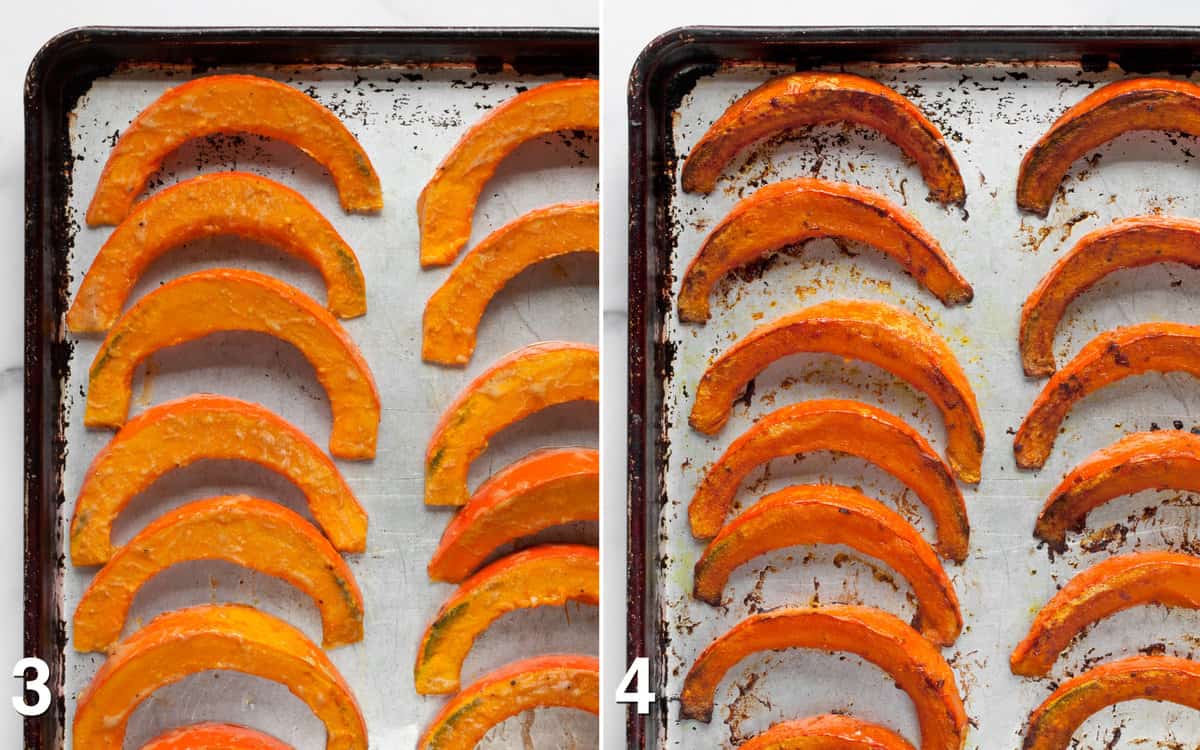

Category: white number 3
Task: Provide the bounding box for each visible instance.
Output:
[12,657,50,717]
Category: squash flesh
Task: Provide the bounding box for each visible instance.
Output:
[740,715,917,750]
[141,723,293,750]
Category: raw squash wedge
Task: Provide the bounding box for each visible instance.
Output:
[142,723,292,750]
[690,299,984,484]
[417,654,599,750]
[1014,322,1200,469]
[86,74,381,226]
[69,172,366,333]
[418,79,599,267]
[694,484,961,645]
[678,178,972,323]
[740,715,917,750]
[73,604,367,750]
[74,496,364,653]
[681,72,965,204]
[427,447,598,583]
[689,399,968,561]
[71,394,365,566]
[425,341,598,506]
[414,544,598,694]
[679,606,967,750]
[84,269,380,460]
[423,201,599,365]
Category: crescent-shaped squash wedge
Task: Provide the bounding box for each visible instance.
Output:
[74,496,364,652]
[142,724,292,750]
[1023,655,1200,750]
[1017,78,1200,216]
[678,178,972,323]
[690,299,984,483]
[414,544,598,694]
[427,447,599,583]
[1014,322,1200,469]
[73,604,366,750]
[84,269,380,460]
[740,715,917,750]
[417,654,599,750]
[418,79,599,267]
[425,341,598,506]
[71,394,365,566]
[86,74,381,226]
[423,201,599,365]
[1020,216,1200,377]
[694,484,961,645]
[679,606,967,750]
[69,172,366,333]
[681,73,965,204]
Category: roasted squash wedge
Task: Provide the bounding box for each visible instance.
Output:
[427,447,599,583]
[423,201,599,364]
[740,715,917,750]
[415,544,598,694]
[1020,216,1200,377]
[694,484,961,645]
[425,341,598,506]
[1014,322,1200,469]
[73,604,366,750]
[679,606,967,750]
[691,299,984,483]
[71,394,365,566]
[689,399,968,560]
[86,74,381,226]
[681,73,965,204]
[142,723,292,750]
[84,269,380,460]
[418,79,599,267]
[69,172,366,333]
[1023,655,1200,750]
[1017,78,1200,216]
[678,178,972,323]
[417,654,599,750]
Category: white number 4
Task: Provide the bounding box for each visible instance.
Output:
[615,656,655,715]
[12,657,50,717]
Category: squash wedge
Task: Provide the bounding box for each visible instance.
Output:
[1020,216,1200,377]
[681,73,965,204]
[74,496,364,653]
[69,172,366,333]
[73,604,366,750]
[417,654,599,750]
[740,715,917,750]
[84,269,380,460]
[86,74,381,226]
[425,341,598,506]
[1023,655,1200,750]
[142,723,292,750]
[71,394,365,566]
[679,606,967,750]
[418,79,599,267]
[690,299,984,484]
[689,399,968,560]
[1018,78,1200,216]
[414,544,598,694]
[694,484,961,645]
[678,178,972,323]
[427,447,599,583]
[423,201,599,365]
[1035,430,1200,550]
[1014,322,1200,469]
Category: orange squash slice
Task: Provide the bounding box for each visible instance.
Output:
[740,715,917,750]
[86,74,381,226]
[142,723,292,750]
[427,447,598,583]
[84,269,380,460]
[423,201,599,365]
[678,178,972,323]
[71,394,365,566]
[418,79,599,267]
[1014,322,1200,469]
[1018,78,1200,216]
[417,654,599,750]
[694,484,961,645]
[425,341,598,506]
[73,604,366,750]
[681,73,965,204]
[679,606,967,750]
[415,544,598,694]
